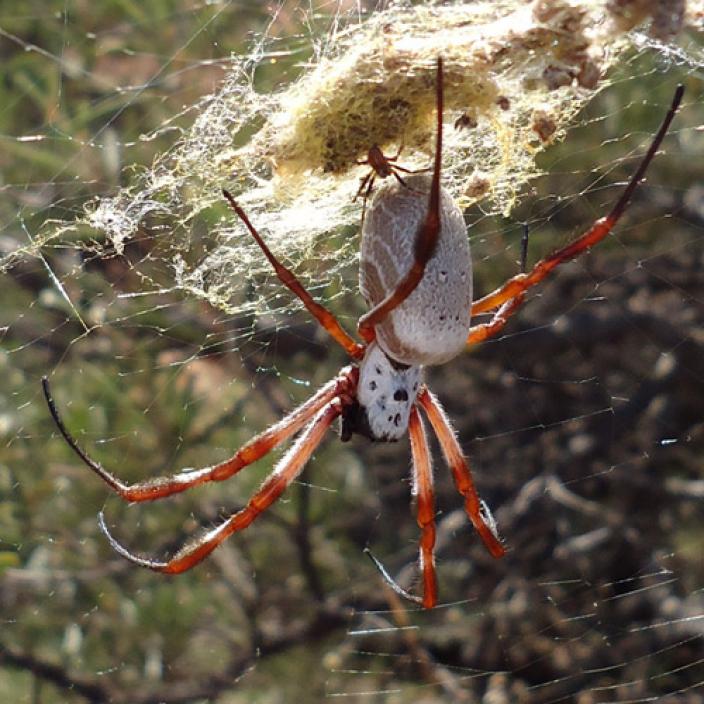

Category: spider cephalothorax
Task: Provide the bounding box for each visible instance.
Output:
[342,343,422,442]
[43,57,683,608]
[354,144,430,224]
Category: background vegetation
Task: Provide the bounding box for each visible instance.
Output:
[1,1,703,703]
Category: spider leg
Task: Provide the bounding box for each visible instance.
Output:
[471,84,684,320]
[388,143,404,161]
[99,399,343,573]
[358,172,377,229]
[42,369,356,502]
[466,226,528,344]
[417,388,505,558]
[392,165,432,175]
[357,56,445,342]
[391,170,410,190]
[391,167,434,197]
[353,171,374,202]
[409,405,438,608]
[466,294,526,346]
[362,408,437,608]
[223,190,364,361]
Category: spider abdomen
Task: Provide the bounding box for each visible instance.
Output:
[360,173,472,366]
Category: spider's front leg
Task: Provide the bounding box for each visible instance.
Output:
[42,368,357,502]
[101,399,344,573]
[417,388,505,559]
[409,406,438,608]
[354,171,377,228]
[368,392,503,608]
[353,170,375,203]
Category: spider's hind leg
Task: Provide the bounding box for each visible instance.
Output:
[223,190,364,361]
[469,84,684,323]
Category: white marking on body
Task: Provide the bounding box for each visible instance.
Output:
[357,343,422,441]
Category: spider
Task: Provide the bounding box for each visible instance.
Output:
[42,58,683,609]
[354,144,430,225]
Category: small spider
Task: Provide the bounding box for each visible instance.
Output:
[43,59,683,608]
[355,144,429,224]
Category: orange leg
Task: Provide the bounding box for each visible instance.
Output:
[471,84,684,321]
[223,190,365,361]
[417,388,505,559]
[466,294,525,346]
[357,57,445,342]
[409,406,438,609]
[364,406,438,608]
[42,369,356,502]
[100,400,342,573]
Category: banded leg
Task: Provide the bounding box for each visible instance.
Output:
[469,84,684,326]
[409,405,438,608]
[100,400,342,573]
[42,369,355,502]
[223,190,364,361]
[357,57,445,342]
[417,388,505,558]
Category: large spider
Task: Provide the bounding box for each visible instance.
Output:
[43,59,683,609]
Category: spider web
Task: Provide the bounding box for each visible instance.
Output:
[1,1,704,703]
